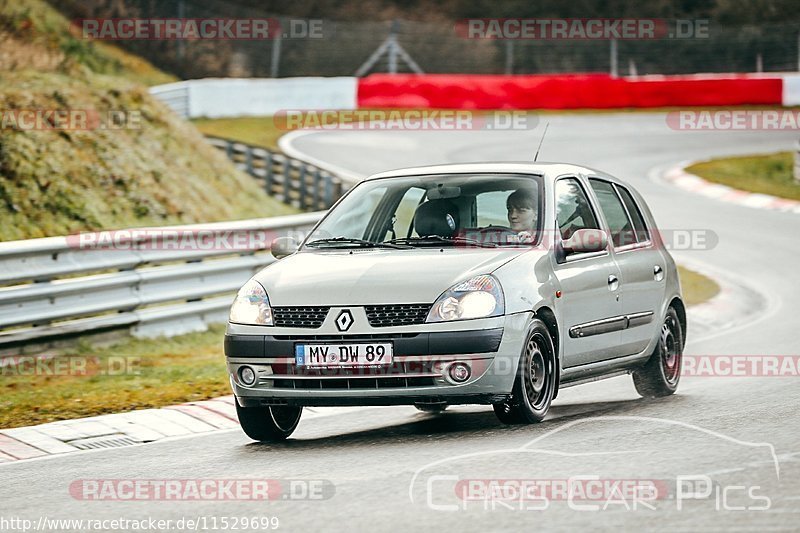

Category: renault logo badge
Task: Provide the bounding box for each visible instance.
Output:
[335,310,354,332]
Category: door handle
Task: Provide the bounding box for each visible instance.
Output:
[608,274,619,291]
[654,265,664,281]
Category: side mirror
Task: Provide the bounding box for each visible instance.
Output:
[562,229,608,255]
[271,236,299,259]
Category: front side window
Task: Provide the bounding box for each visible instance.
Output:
[304,173,543,248]
[555,178,599,240]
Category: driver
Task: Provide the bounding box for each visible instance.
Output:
[507,188,537,233]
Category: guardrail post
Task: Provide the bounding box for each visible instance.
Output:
[245,145,254,175]
[225,140,233,160]
[265,153,274,193]
[284,160,292,204]
[794,139,800,182]
[312,169,322,209]
[298,166,307,209]
[324,175,334,207]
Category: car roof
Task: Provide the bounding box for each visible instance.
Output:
[365,162,629,188]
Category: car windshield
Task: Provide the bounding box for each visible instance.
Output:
[303,173,544,249]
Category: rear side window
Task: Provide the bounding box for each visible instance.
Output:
[588,179,636,247]
[616,185,650,242]
[555,178,599,240]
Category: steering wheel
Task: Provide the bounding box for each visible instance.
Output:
[476,225,518,238]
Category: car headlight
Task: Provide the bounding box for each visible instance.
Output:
[229,279,273,326]
[426,274,505,322]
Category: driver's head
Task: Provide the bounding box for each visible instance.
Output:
[507,189,537,232]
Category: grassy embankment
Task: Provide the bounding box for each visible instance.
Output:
[0,0,296,241]
[687,152,800,201]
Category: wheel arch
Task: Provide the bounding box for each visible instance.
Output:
[533,305,560,397]
[668,296,687,349]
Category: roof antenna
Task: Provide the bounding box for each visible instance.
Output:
[534,122,549,162]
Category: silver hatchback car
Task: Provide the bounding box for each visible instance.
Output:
[225,163,686,441]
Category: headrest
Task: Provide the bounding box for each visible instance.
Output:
[413,199,460,238]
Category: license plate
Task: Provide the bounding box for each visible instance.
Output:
[295,343,393,367]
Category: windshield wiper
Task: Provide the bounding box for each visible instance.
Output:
[305,237,408,249]
[385,236,498,248]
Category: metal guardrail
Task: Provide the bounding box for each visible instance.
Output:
[206,136,346,211]
[0,213,325,350]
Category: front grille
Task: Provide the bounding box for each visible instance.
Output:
[266,361,439,390]
[272,306,329,328]
[365,304,431,327]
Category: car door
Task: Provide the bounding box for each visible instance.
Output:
[587,178,665,356]
[551,176,623,368]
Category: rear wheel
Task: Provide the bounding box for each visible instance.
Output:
[493,320,557,424]
[236,402,302,442]
[632,307,683,398]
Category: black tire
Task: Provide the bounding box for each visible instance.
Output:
[235,402,302,442]
[632,307,683,398]
[493,319,558,424]
[414,403,448,413]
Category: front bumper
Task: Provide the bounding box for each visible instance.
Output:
[225,312,532,407]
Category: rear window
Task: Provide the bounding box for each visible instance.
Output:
[616,185,650,242]
[588,179,636,247]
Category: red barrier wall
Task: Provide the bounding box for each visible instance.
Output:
[357,74,783,109]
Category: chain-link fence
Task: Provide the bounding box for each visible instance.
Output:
[59,0,800,79]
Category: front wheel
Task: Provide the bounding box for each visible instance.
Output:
[632,307,683,398]
[493,319,558,424]
[236,402,302,442]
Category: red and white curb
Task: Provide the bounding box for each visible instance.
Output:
[0,397,366,464]
[0,396,240,463]
[662,162,800,214]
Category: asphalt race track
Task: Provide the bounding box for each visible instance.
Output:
[3,112,800,531]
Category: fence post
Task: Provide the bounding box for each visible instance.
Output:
[505,40,514,75]
[271,31,282,78]
[610,38,618,78]
[225,140,233,160]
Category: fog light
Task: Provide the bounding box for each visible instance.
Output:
[239,366,257,386]
[448,362,471,383]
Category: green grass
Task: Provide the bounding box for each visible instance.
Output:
[0,266,719,429]
[678,265,720,307]
[686,152,800,201]
[193,116,289,151]
[0,324,231,429]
